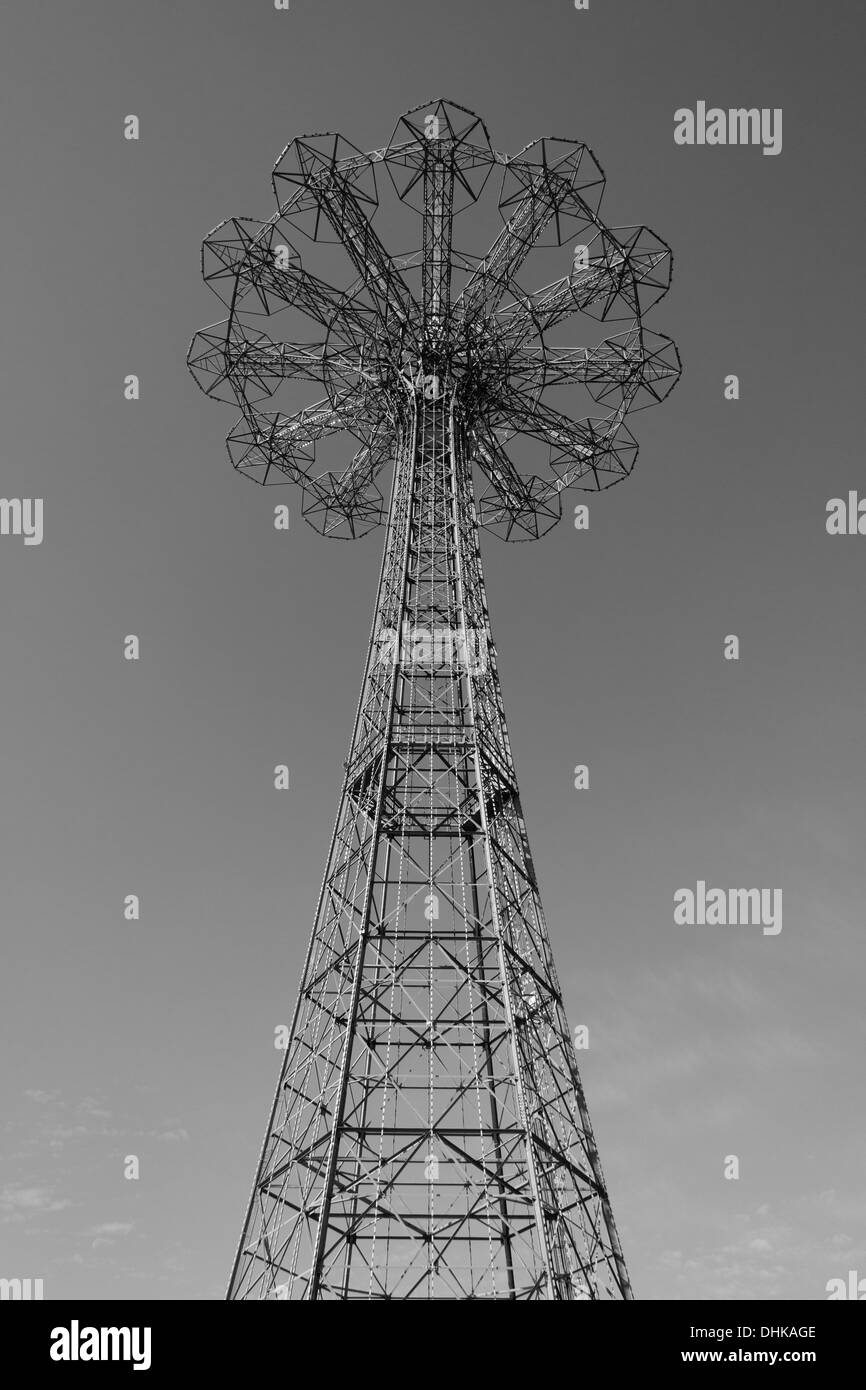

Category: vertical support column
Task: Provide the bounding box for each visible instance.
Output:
[305,406,420,1299]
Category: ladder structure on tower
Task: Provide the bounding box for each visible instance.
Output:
[188,99,680,1300]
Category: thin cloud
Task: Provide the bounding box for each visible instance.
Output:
[0,1184,72,1218]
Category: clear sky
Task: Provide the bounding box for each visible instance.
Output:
[1,0,863,1300]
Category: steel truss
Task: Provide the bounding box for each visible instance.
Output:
[189,99,680,1300]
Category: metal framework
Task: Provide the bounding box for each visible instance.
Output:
[189,100,680,1300]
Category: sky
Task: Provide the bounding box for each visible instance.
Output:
[0,0,864,1301]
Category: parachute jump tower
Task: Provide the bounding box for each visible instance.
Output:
[189,99,680,1301]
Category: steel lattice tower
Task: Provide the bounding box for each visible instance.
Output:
[189,100,680,1300]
